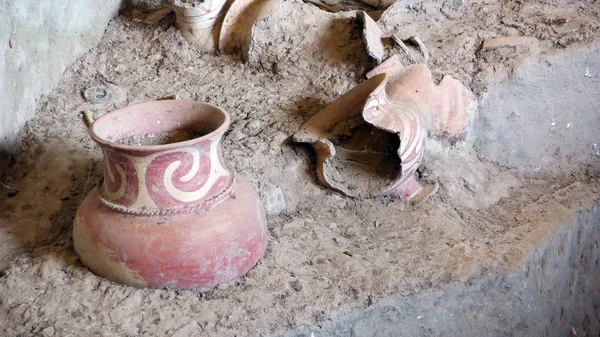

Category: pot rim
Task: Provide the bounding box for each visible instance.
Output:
[90,100,231,152]
[293,73,388,144]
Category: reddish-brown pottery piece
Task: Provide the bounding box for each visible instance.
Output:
[73,100,268,289]
[218,0,279,59]
[172,0,228,50]
[366,56,477,140]
[294,60,476,204]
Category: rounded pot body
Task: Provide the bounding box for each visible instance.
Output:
[73,100,267,289]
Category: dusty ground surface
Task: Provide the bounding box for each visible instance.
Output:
[0,0,599,336]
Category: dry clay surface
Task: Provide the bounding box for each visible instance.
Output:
[1,0,599,336]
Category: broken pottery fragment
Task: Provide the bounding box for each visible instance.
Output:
[219,0,279,59]
[360,0,409,9]
[294,57,476,203]
[391,35,429,64]
[358,11,385,64]
[408,36,429,63]
[479,36,538,51]
[366,56,476,138]
[73,100,267,289]
[552,21,580,35]
[391,35,416,63]
[172,0,228,50]
[123,6,174,24]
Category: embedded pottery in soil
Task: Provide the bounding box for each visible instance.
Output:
[365,57,477,140]
[73,100,268,289]
[294,60,476,203]
[218,0,279,58]
[172,0,228,50]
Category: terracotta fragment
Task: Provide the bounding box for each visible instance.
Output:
[304,0,341,12]
[358,11,385,64]
[366,58,476,139]
[360,0,414,9]
[391,35,416,63]
[73,100,268,289]
[218,0,279,58]
[408,35,429,63]
[479,36,538,51]
[172,0,229,50]
[294,58,476,203]
[552,21,580,35]
[123,6,174,24]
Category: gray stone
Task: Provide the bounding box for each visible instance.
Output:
[259,183,286,215]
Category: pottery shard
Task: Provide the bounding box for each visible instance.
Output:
[367,60,477,139]
[479,36,538,51]
[358,11,385,64]
[552,21,580,35]
[125,7,173,24]
[293,73,439,203]
[361,0,419,9]
[219,0,279,59]
[172,0,228,51]
[293,75,403,198]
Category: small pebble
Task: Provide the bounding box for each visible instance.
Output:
[552,22,580,35]
[289,280,302,292]
[551,18,569,25]
[244,120,262,134]
[258,183,286,215]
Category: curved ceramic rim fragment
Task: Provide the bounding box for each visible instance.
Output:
[357,11,384,64]
[172,0,229,50]
[367,62,477,140]
[294,74,406,197]
[218,0,279,58]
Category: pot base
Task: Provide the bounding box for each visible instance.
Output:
[73,177,267,289]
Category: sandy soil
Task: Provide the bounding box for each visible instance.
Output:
[0,0,599,336]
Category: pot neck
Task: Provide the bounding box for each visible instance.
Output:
[97,134,235,216]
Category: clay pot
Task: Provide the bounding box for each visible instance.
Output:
[172,0,228,50]
[73,100,267,289]
[294,61,476,204]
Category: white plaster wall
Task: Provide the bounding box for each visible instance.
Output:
[0,0,122,170]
